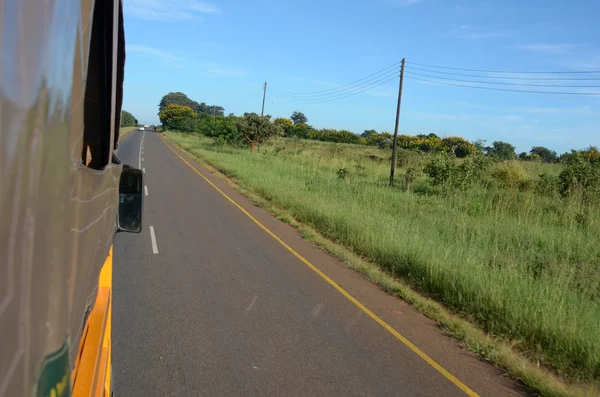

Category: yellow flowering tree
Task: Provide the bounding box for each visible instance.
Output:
[274,117,294,136]
[159,104,195,131]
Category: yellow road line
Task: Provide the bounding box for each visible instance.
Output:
[160,136,479,397]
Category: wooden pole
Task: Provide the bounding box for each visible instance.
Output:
[261,82,267,116]
[389,58,406,187]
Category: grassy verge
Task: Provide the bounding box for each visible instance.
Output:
[119,126,137,141]
[165,132,600,396]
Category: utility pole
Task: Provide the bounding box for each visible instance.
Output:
[261,82,267,116]
[389,58,406,187]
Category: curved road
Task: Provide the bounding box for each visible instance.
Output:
[112,130,528,396]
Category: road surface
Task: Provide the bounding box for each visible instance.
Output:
[112,130,528,396]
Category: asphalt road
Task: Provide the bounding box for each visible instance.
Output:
[112,130,528,397]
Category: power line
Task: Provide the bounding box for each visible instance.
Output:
[406,76,600,95]
[271,75,399,103]
[407,60,600,74]
[406,66,600,81]
[271,70,398,100]
[271,61,400,97]
[271,74,398,102]
[405,71,600,88]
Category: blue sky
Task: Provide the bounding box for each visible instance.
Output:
[122,0,600,153]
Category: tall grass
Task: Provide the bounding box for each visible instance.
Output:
[168,132,600,382]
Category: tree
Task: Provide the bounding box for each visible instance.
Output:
[417,133,439,139]
[120,110,138,127]
[473,139,487,155]
[208,105,225,117]
[158,92,224,117]
[274,118,294,136]
[290,111,308,125]
[361,129,378,138]
[485,141,516,160]
[159,104,195,131]
[441,137,477,158]
[530,146,557,163]
[236,113,283,152]
[293,123,312,138]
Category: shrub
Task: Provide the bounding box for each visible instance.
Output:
[274,118,294,136]
[441,136,477,158]
[536,173,561,197]
[453,156,489,190]
[423,155,454,188]
[396,149,424,169]
[423,154,488,191]
[559,155,600,203]
[490,161,528,188]
[367,132,392,149]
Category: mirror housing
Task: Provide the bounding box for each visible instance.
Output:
[117,166,143,233]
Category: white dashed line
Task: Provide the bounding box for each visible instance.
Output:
[144,186,148,196]
[149,226,159,254]
[138,132,145,169]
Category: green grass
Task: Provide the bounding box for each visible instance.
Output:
[166,132,600,393]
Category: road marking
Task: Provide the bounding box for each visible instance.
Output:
[160,137,479,397]
[143,168,145,173]
[138,132,145,169]
[144,186,148,196]
[245,295,258,313]
[149,226,159,254]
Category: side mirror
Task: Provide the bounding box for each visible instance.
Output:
[117,167,143,233]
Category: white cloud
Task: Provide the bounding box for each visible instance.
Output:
[125,0,221,21]
[127,44,246,77]
[460,25,469,29]
[127,44,186,67]
[512,43,587,54]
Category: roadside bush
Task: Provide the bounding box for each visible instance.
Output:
[423,154,488,191]
[454,156,489,190]
[423,155,454,188]
[490,161,528,188]
[179,117,197,133]
[536,173,561,198]
[396,149,424,169]
[559,155,600,203]
[367,132,393,148]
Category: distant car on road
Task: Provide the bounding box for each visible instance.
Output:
[139,127,145,131]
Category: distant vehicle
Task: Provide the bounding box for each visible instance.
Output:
[139,127,145,130]
[144,124,149,128]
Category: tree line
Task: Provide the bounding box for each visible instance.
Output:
[156,91,598,164]
[120,110,138,127]
[158,92,280,152]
